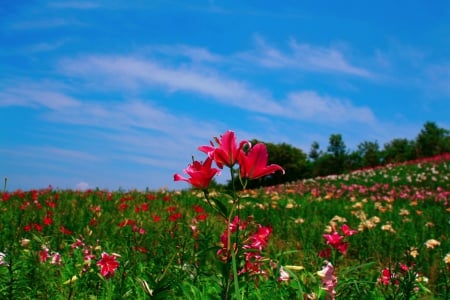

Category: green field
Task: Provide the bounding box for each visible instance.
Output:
[0,153,449,299]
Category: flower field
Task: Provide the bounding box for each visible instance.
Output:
[0,146,449,299]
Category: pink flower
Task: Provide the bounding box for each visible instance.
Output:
[97,252,120,278]
[341,224,358,236]
[238,143,285,180]
[199,130,248,168]
[174,157,220,189]
[278,266,290,282]
[317,261,337,300]
[51,252,62,265]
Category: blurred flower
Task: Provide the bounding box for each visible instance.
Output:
[444,253,450,264]
[341,224,358,236]
[317,261,337,300]
[0,252,8,266]
[399,209,410,216]
[60,226,73,235]
[425,239,440,249]
[20,238,30,247]
[381,222,396,233]
[278,266,290,282]
[39,247,50,263]
[408,247,419,258]
[378,267,396,286]
[51,252,62,265]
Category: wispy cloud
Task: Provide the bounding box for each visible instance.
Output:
[59,55,286,115]
[285,91,376,123]
[0,87,80,110]
[58,53,375,125]
[239,36,373,78]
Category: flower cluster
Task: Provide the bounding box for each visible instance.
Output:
[174,130,284,299]
[39,246,62,265]
[174,130,284,189]
[319,224,358,258]
[71,237,120,278]
[216,216,272,276]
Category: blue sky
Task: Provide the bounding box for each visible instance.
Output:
[1,1,449,191]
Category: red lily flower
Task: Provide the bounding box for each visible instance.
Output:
[199,130,249,168]
[238,143,285,180]
[174,157,220,189]
[97,252,120,278]
[323,231,343,247]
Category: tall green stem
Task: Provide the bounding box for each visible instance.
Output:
[227,167,242,300]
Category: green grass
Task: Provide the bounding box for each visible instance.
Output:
[0,155,448,299]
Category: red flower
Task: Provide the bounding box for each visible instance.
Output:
[96,252,120,278]
[195,213,208,221]
[323,232,343,247]
[39,248,50,263]
[199,130,248,168]
[60,226,73,235]
[2,192,10,201]
[246,225,272,251]
[43,215,53,225]
[34,223,43,232]
[169,212,183,222]
[174,157,220,189]
[238,143,284,180]
[192,204,204,213]
[146,194,157,200]
[379,267,396,285]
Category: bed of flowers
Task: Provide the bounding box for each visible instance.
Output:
[0,131,448,299]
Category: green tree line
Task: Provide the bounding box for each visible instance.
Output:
[231,121,449,189]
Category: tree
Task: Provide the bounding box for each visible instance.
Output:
[415,121,450,157]
[327,134,346,158]
[326,134,347,174]
[309,141,321,161]
[357,140,381,167]
[382,138,416,163]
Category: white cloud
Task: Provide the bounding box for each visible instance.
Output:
[240,36,373,77]
[285,91,376,123]
[0,87,80,110]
